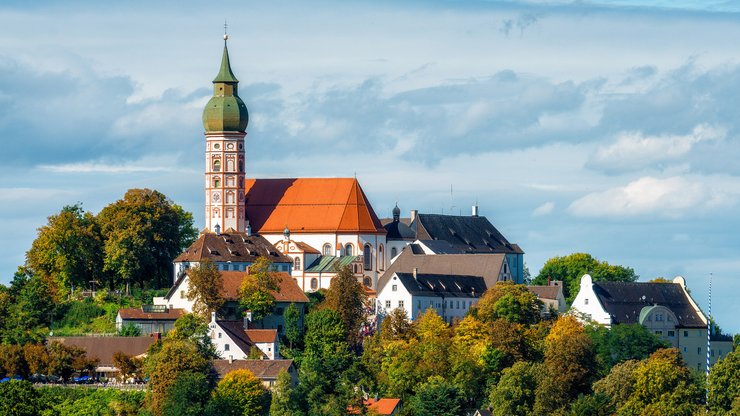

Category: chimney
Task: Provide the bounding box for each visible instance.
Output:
[245,310,252,323]
[410,210,418,223]
[472,205,479,217]
[211,311,216,324]
[413,267,418,279]
[228,355,233,364]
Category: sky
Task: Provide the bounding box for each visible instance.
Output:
[1,0,739,333]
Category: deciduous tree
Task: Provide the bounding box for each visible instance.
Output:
[161,371,212,416]
[283,302,302,349]
[488,361,539,416]
[587,323,668,375]
[0,380,42,416]
[707,349,739,414]
[475,282,542,325]
[208,369,270,416]
[270,369,302,416]
[322,265,367,346]
[186,259,224,319]
[407,375,464,416]
[238,257,280,322]
[593,359,640,411]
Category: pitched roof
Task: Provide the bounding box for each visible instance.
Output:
[49,336,157,366]
[383,219,416,240]
[219,271,309,303]
[212,359,294,380]
[293,241,320,254]
[527,286,561,300]
[217,320,257,356]
[593,281,705,327]
[412,214,523,254]
[244,178,385,234]
[174,231,291,264]
[415,240,467,254]
[366,398,402,415]
[392,273,487,298]
[305,255,358,273]
[377,249,506,292]
[117,307,186,321]
[245,329,278,343]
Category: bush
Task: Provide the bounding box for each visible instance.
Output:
[0,380,43,416]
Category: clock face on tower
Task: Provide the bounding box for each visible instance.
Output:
[212,192,221,203]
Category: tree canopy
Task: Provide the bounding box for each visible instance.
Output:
[186,259,224,319]
[321,265,367,346]
[238,257,280,321]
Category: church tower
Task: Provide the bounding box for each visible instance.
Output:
[202,34,249,233]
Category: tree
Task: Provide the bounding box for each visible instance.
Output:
[379,307,414,342]
[593,359,640,411]
[407,376,464,416]
[186,259,224,319]
[488,361,539,416]
[534,315,596,414]
[46,341,88,382]
[568,393,614,416]
[586,323,668,375]
[238,257,280,322]
[0,380,43,416]
[26,204,103,293]
[707,349,739,414]
[112,351,143,382]
[321,265,367,346]
[3,272,55,343]
[97,188,196,290]
[118,323,142,337]
[270,369,302,416]
[161,371,213,416]
[208,369,270,416]
[168,314,218,359]
[476,282,542,325]
[23,344,48,377]
[533,253,638,302]
[283,303,302,350]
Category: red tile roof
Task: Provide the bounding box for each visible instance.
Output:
[349,398,402,415]
[117,308,186,321]
[244,178,385,234]
[218,270,309,303]
[245,329,277,343]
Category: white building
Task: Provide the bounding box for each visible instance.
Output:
[377,270,487,323]
[207,312,279,360]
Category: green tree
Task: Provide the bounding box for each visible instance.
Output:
[118,322,142,337]
[47,341,88,382]
[379,307,414,342]
[0,380,43,416]
[3,272,55,343]
[707,349,739,414]
[593,359,639,411]
[407,375,464,416]
[475,281,542,325]
[161,371,213,416]
[568,393,614,416]
[321,265,367,346]
[238,257,280,322]
[283,302,302,350]
[488,361,539,416]
[208,369,270,416]
[97,188,196,290]
[26,204,103,292]
[533,253,638,302]
[270,369,302,416]
[168,313,218,359]
[186,259,224,319]
[112,351,143,382]
[534,315,596,414]
[587,323,668,375]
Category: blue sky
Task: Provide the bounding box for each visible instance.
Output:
[1,0,739,333]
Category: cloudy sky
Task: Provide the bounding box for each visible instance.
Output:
[1,0,739,332]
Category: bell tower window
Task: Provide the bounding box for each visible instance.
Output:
[213,160,221,172]
[213,178,220,187]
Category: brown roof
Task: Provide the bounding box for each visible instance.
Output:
[293,241,320,254]
[117,307,185,321]
[50,336,157,366]
[174,231,291,264]
[217,321,259,355]
[244,178,385,234]
[377,249,506,293]
[218,271,309,303]
[245,329,278,343]
[527,286,561,300]
[212,359,294,380]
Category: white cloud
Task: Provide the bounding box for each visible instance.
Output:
[38,155,191,174]
[568,176,734,218]
[588,124,726,173]
[533,201,555,216]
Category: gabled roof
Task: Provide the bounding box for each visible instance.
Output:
[377,249,506,292]
[414,240,467,254]
[412,214,523,254]
[219,271,309,303]
[305,255,358,273]
[216,321,278,358]
[174,231,291,264]
[292,241,320,254]
[356,398,402,415]
[117,307,186,321]
[212,359,294,380]
[383,219,416,240]
[244,178,385,234]
[391,272,487,298]
[50,336,157,367]
[593,280,705,328]
[527,285,562,300]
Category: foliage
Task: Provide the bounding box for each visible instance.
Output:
[707,349,739,414]
[0,343,27,378]
[534,315,596,414]
[37,386,146,416]
[406,375,464,416]
[321,265,368,346]
[118,322,142,337]
[283,302,303,349]
[26,204,103,293]
[533,253,638,302]
[161,371,212,416]
[209,369,270,416]
[98,188,196,290]
[592,359,640,410]
[47,341,94,382]
[568,392,614,416]
[379,307,414,342]
[270,369,303,416]
[0,380,42,416]
[476,281,542,325]
[586,323,669,375]
[113,351,143,381]
[238,257,280,321]
[186,259,224,319]
[488,361,539,416]
[168,313,218,359]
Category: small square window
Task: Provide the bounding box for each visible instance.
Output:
[684,331,689,337]
[385,300,391,308]
[398,300,404,308]
[218,333,222,339]
[392,285,397,292]
[668,330,675,337]
[225,344,230,351]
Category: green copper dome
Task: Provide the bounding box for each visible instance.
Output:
[202,42,249,133]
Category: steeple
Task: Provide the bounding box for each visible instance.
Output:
[213,40,239,84]
[202,34,249,133]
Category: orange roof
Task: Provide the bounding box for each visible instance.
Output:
[349,398,401,415]
[218,270,309,303]
[245,329,277,343]
[244,178,385,234]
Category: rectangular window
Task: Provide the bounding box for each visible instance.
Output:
[668,330,675,337]
[417,300,421,309]
[656,313,664,321]
[398,300,404,308]
[456,300,460,309]
[711,350,715,357]
[684,331,688,337]
[385,300,391,308]
[225,344,230,351]
[655,330,663,336]
[392,285,397,292]
[683,346,687,352]
[180,290,185,299]
[584,298,589,305]
[698,347,701,355]
[218,333,222,339]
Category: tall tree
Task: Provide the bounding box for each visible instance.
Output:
[25,204,103,293]
[407,375,465,416]
[162,371,213,416]
[488,361,540,416]
[532,253,637,302]
[168,314,218,359]
[707,349,739,414]
[208,369,270,416]
[475,281,542,325]
[186,259,224,319]
[283,303,302,350]
[0,380,42,416]
[269,370,303,416]
[97,189,197,290]
[592,359,640,411]
[238,257,281,322]
[586,323,668,375]
[321,265,367,346]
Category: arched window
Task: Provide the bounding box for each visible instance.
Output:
[227,159,235,172]
[310,278,318,290]
[363,244,372,270]
[294,257,301,271]
[323,243,332,256]
[391,247,397,259]
[379,245,385,271]
[213,177,220,187]
[345,243,353,256]
[213,160,221,172]
[363,277,372,288]
[226,191,235,204]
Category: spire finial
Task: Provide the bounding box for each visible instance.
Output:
[224,19,229,42]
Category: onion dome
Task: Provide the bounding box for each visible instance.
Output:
[392,203,401,221]
[202,37,249,133]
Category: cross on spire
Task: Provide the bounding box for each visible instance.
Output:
[224,19,229,42]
